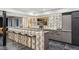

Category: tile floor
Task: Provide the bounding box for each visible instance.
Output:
[0,35,79,50]
[48,39,79,50]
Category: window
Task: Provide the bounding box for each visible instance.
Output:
[9,19,12,27]
[16,18,19,27]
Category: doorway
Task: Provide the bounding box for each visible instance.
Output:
[0,17,8,46]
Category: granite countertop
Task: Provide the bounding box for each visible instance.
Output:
[8,27,65,33]
[8,27,50,36]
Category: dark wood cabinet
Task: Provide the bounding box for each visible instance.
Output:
[62,11,79,45]
[72,11,79,45]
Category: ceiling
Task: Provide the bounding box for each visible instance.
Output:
[0,8,79,17]
[0,8,61,16]
[11,8,60,14]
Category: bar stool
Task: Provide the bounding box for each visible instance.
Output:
[27,30,32,48]
[20,32,25,45]
[24,31,28,46]
[9,31,14,40]
[36,32,40,50]
[32,35,36,49]
[31,31,36,49]
[10,31,13,40]
[18,32,22,44]
[27,35,32,48]
[39,31,44,50]
[8,31,12,39]
[14,31,19,42]
[12,31,16,41]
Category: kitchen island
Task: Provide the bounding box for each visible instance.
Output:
[7,27,49,50]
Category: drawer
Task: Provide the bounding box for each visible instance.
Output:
[49,32,62,41]
[61,31,72,43]
[54,32,62,41]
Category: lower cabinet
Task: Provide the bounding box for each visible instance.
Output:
[49,31,72,44]
[61,31,72,43]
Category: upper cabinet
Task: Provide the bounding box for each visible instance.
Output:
[7,13,62,30]
[62,14,71,31]
[28,16,38,29]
